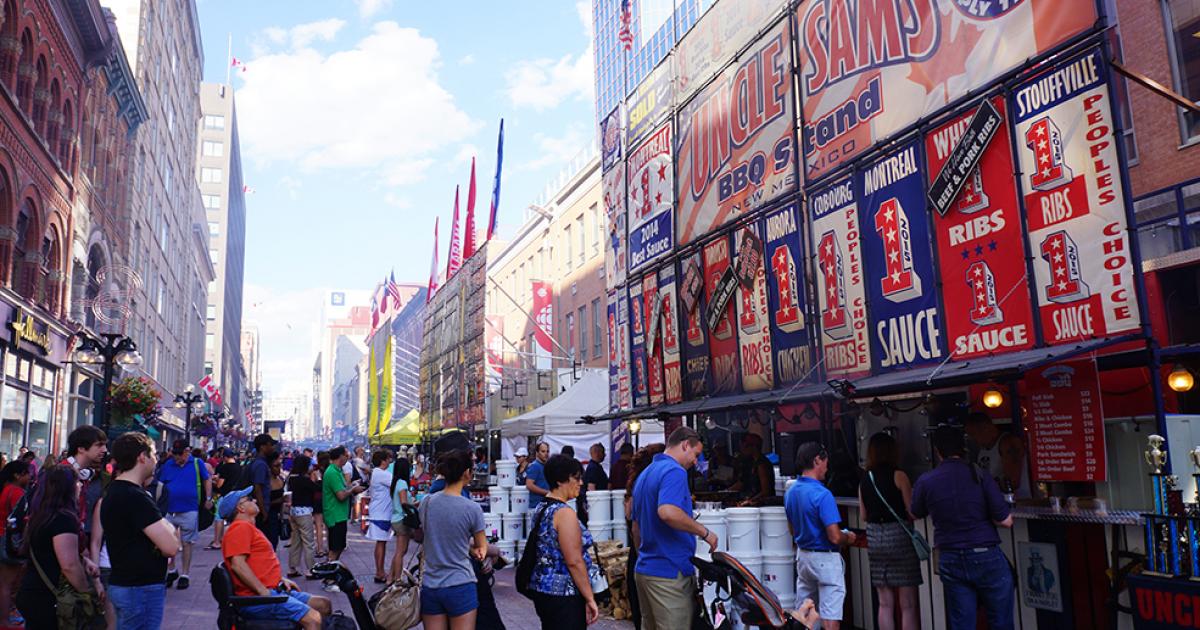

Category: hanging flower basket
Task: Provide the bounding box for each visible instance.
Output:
[109,377,163,427]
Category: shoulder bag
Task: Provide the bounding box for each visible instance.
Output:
[515,499,558,598]
[195,459,214,532]
[29,546,105,629]
[371,546,423,629]
[868,471,931,562]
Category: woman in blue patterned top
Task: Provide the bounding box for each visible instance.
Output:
[529,454,602,628]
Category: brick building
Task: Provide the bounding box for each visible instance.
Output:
[0,0,145,458]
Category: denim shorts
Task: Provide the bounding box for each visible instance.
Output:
[420,582,478,617]
[238,588,314,622]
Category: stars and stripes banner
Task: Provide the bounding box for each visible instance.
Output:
[796,0,1098,182]
[929,97,1036,360]
[618,0,633,51]
[487,120,504,242]
[464,158,477,259]
[446,186,462,279]
[761,204,813,386]
[1012,48,1140,345]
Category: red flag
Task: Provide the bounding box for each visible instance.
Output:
[447,187,462,278]
[487,119,504,241]
[427,217,439,303]
[464,158,477,259]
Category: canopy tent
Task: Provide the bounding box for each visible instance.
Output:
[370,409,422,445]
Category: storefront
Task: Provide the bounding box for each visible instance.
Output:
[0,301,70,461]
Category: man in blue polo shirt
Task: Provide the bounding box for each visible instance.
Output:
[631,426,716,630]
[524,442,550,509]
[785,442,856,630]
[912,424,1014,630]
[156,439,213,590]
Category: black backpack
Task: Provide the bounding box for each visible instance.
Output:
[4,490,30,559]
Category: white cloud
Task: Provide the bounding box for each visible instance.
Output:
[459,54,475,65]
[504,1,594,111]
[453,144,479,166]
[354,0,393,18]
[279,175,302,200]
[519,125,589,171]
[236,21,477,184]
[243,284,328,394]
[383,192,411,208]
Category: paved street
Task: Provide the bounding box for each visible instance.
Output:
[166,522,635,629]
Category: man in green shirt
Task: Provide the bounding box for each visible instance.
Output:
[323,446,365,562]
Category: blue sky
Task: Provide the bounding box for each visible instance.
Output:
[194,0,597,395]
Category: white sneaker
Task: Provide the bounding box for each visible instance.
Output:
[323,581,341,593]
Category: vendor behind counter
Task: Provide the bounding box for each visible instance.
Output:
[729,434,776,502]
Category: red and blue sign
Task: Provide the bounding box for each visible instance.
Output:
[858,139,944,372]
[681,252,712,398]
[628,281,649,408]
[761,203,813,385]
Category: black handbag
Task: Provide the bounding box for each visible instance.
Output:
[515,501,556,599]
[195,460,214,532]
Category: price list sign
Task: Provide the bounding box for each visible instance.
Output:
[1027,359,1107,482]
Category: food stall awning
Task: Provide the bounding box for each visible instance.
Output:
[370,409,421,445]
[845,336,1140,398]
[500,370,609,438]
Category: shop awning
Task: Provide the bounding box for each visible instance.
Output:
[845,336,1141,399]
[370,409,421,445]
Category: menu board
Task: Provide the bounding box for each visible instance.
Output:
[1027,359,1106,482]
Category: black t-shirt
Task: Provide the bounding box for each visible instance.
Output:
[584,461,609,490]
[20,512,77,596]
[102,480,168,586]
[288,475,317,508]
[215,462,242,492]
[860,466,909,524]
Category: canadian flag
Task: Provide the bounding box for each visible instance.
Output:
[197,375,220,403]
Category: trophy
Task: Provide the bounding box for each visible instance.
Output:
[1190,447,1200,504]
[1147,435,1171,515]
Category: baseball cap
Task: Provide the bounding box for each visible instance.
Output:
[252,433,277,449]
[515,447,528,457]
[222,448,235,458]
[217,487,255,520]
[433,431,471,456]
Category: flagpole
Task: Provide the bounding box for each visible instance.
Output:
[225,33,232,86]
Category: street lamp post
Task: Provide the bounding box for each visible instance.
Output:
[70,333,142,432]
[174,386,204,447]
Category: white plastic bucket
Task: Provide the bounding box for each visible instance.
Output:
[762,552,797,598]
[610,490,625,522]
[587,490,612,522]
[696,510,728,553]
[496,460,517,488]
[726,507,761,553]
[759,507,791,553]
[775,474,786,496]
[516,539,526,564]
[611,519,627,545]
[509,487,530,513]
[496,540,516,562]
[737,550,764,581]
[483,513,501,540]
[590,519,613,542]
[784,478,797,494]
[776,592,795,611]
[488,486,510,514]
[501,513,524,542]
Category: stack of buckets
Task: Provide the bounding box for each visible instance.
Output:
[696,506,797,609]
[489,460,528,564]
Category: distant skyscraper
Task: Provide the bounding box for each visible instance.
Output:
[592,0,713,123]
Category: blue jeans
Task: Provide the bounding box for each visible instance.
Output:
[108,583,166,630]
[937,547,1014,630]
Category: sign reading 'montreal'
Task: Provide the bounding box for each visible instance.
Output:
[628,123,674,272]
[1012,48,1141,346]
[928,100,1002,217]
[795,0,1098,182]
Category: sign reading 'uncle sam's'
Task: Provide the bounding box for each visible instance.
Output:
[858,140,943,373]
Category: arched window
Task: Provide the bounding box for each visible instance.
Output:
[40,225,60,313]
[46,79,60,161]
[15,30,31,115]
[12,197,33,299]
[0,167,12,284]
[31,55,46,135]
[58,99,72,168]
[0,0,17,89]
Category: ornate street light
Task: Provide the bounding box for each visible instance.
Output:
[174,385,204,447]
[71,333,142,432]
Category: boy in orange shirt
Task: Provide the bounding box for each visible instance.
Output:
[218,487,332,629]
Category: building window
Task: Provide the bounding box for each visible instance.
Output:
[202,140,224,157]
[565,225,573,270]
[566,313,575,359]
[591,203,602,255]
[206,333,215,350]
[203,194,221,209]
[578,306,587,360]
[208,222,220,237]
[1164,0,1200,143]
[207,303,216,320]
[201,167,222,183]
[577,215,586,264]
[592,297,602,358]
[204,115,225,130]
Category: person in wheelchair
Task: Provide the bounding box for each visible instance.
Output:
[218,487,333,629]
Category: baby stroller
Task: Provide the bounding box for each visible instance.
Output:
[692,552,812,630]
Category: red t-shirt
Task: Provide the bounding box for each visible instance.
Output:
[222,519,281,596]
[0,484,23,535]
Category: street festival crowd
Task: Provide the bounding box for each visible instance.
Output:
[0,415,1021,629]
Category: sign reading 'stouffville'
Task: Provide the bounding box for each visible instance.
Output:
[928,99,1002,216]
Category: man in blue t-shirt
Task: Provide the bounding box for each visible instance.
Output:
[156,439,212,590]
[524,442,550,508]
[630,427,715,630]
[784,442,856,630]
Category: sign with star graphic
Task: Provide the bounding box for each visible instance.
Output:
[809,176,871,378]
[615,289,632,410]
[762,204,813,386]
[928,97,1036,360]
[858,139,944,373]
[796,0,1097,183]
[734,223,775,392]
[681,251,713,399]
[675,17,797,246]
[607,291,620,411]
[1012,48,1140,345]
[658,264,683,404]
[628,280,650,408]
[628,122,674,272]
[702,235,743,395]
[643,274,666,405]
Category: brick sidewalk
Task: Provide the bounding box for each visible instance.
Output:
[165,522,635,629]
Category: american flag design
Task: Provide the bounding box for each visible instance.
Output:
[928,97,1035,361]
[1013,48,1140,345]
[618,0,634,51]
[796,0,1097,183]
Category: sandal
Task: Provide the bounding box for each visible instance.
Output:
[286,571,302,578]
[373,576,387,584]
[204,544,221,550]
